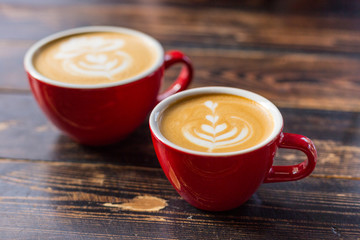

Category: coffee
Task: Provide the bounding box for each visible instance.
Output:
[160,94,274,153]
[33,32,158,85]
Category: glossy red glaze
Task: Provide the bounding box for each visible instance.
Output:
[151,130,278,211]
[264,133,317,183]
[27,50,193,145]
[157,50,193,102]
[149,87,317,211]
[151,130,317,211]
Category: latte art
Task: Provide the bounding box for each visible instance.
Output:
[54,36,132,80]
[33,32,157,85]
[160,94,274,153]
[182,100,252,152]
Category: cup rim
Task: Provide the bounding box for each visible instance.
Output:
[24,26,165,89]
[149,86,284,157]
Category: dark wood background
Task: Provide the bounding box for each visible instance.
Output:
[0,0,360,239]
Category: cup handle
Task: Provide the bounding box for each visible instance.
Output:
[263,133,317,183]
[156,50,193,103]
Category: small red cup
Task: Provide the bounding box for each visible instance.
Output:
[24,26,193,145]
[149,87,317,211]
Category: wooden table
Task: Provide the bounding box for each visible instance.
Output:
[1,0,359,239]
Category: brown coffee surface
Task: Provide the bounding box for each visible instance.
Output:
[160,94,274,153]
[33,32,157,85]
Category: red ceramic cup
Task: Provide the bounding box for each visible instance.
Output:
[24,26,193,145]
[149,87,317,211]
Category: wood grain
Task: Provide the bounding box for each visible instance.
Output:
[0,94,359,178]
[1,3,360,54]
[2,1,360,112]
[0,0,360,239]
[2,43,360,111]
[0,159,359,239]
[2,0,360,15]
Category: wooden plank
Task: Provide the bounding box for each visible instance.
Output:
[188,50,360,112]
[1,4,360,55]
[0,41,30,92]
[0,93,158,167]
[1,0,360,18]
[0,1,359,239]
[2,0,360,15]
[0,159,359,239]
[2,0,360,16]
[2,42,360,112]
[0,94,359,177]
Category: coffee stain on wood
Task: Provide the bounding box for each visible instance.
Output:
[103,195,168,212]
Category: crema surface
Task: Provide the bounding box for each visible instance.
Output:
[160,94,274,153]
[33,32,158,85]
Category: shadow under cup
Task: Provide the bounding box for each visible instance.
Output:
[149,87,317,211]
[24,26,193,145]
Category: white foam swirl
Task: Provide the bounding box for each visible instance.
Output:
[181,100,253,152]
[54,36,132,80]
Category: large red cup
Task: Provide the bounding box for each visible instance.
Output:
[149,87,317,211]
[24,26,193,145]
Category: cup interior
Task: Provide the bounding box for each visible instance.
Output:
[24,26,164,89]
[150,86,284,156]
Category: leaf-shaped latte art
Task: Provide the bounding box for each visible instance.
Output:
[215,123,227,134]
[205,115,219,124]
[204,101,218,112]
[181,100,252,152]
